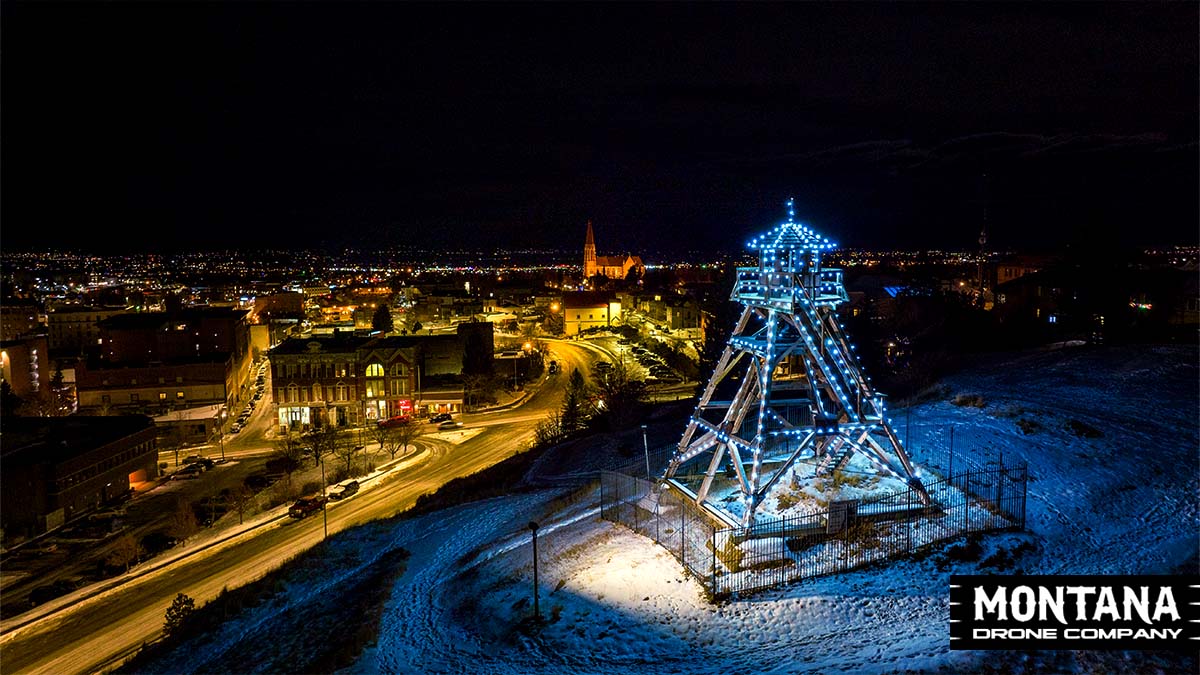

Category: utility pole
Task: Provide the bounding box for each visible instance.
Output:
[528,521,540,621]
[641,424,651,479]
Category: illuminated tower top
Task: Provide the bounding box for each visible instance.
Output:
[733,198,848,312]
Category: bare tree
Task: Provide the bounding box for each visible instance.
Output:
[168,499,199,542]
[393,419,424,458]
[105,533,143,573]
[271,430,306,486]
[302,425,339,469]
[227,484,254,525]
[332,435,361,476]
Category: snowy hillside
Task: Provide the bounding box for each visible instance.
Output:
[126,345,1198,674]
[350,345,1196,674]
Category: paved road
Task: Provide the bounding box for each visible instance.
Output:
[0,341,597,675]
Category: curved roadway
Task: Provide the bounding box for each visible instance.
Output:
[0,341,601,675]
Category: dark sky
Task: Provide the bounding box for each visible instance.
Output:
[3,2,1196,254]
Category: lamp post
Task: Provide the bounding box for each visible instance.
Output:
[218,409,227,461]
[641,424,650,479]
[320,458,328,539]
[528,521,540,621]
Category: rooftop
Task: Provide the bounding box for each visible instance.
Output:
[0,415,155,465]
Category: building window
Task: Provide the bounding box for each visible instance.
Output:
[390,364,406,377]
[366,363,384,377]
[176,391,185,399]
[159,392,167,401]
[176,376,183,383]
[131,393,139,402]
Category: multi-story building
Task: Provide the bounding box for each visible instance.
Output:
[0,334,49,400]
[74,308,253,414]
[75,356,237,414]
[269,334,416,429]
[269,323,491,430]
[47,305,129,353]
[1,416,158,542]
[0,301,43,341]
[562,291,620,336]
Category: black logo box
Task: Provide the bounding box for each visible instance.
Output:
[951,575,1199,651]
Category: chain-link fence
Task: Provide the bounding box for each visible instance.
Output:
[600,461,1027,600]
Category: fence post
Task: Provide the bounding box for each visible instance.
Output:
[680,499,686,569]
[711,526,717,599]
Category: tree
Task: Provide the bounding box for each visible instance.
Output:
[372,304,394,333]
[592,358,647,430]
[226,485,254,525]
[302,425,339,469]
[392,419,424,458]
[163,593,196,640]
[560,368,590,434]
[332,436,361,476]
[106,533,143,574]
[270,430,306,485]
[168,499,199,541]
[534,410,565,447]
[0,380,23,417]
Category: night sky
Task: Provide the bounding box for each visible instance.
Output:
[3,2,1196,254]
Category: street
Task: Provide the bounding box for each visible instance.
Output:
[0,341,599,675]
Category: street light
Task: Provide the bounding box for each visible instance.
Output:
[528,521,540,621]
[218,409,227,461]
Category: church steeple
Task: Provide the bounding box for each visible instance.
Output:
[583,220,597,280]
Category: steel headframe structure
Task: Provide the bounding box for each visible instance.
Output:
[663,200,930,528]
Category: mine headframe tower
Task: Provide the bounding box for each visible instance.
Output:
[663,200,930,527]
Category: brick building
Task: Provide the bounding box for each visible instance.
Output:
[1,416,158,542]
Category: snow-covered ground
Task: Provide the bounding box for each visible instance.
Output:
[135,345,1200,674]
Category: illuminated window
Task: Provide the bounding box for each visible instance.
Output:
[176,391,185,399]
[159,392,167,400]
[366,363,384,377]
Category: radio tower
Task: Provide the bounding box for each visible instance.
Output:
[663,200,930,527]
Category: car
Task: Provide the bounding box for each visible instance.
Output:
[288,496,327,519]
[172,465,204,480]
[328,480,360,500]
[378,415,412,428]
[430,412,452,423]
[184,457,215,470]
[594,361,612,371]
[438,420,464,430]
[230,422,243,434]
[547,361,560,374]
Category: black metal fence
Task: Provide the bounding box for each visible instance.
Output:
[600,461,1027,600]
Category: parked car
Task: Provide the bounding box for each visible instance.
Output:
[594,361,612,371]
[430,412,453,423]
[184,455,215,469]
[172,465,204,480]
[229,422,243,434]
[288,496,327,519]
[547,361,560,374]
[438,420,464,430]
[328,480,360,500]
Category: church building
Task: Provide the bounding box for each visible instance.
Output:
[583,221,644,282]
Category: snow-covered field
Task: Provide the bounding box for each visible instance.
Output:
[135,345,1200,674]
